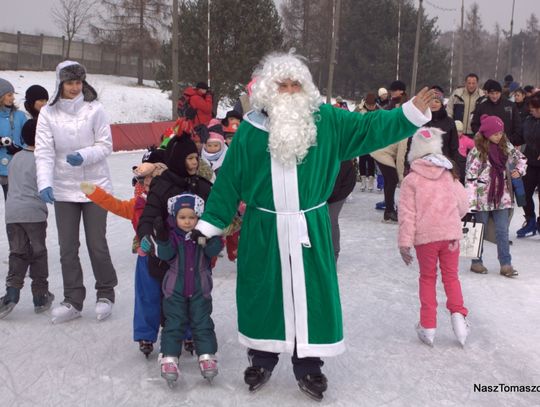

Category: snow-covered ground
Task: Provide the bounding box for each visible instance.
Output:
[1,70,232,124]
[2,70,171,124]
[0,150,539,407]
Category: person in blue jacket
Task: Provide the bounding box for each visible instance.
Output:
[0,78,27,200]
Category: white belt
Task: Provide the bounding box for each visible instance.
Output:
[256,201,327,248]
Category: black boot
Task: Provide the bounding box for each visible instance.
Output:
[244,366,272,392]
[297,373,328,401]
[33,291,55,313]
[139,340,153,358]
[184,339,195,355]
[383,210,398,223]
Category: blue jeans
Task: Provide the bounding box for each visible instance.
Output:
[472,209,512,266]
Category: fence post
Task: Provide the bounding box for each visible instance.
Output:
[40,34,44,70]
[16,31,21,70]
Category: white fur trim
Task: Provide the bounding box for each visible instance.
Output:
[238,333,295,354]
[402,98,432,127]
[196,219,223,238]
[296,340,346,358]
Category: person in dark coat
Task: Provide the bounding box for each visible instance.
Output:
[137,133,213,244]
[514,91,540,236]
[471,80,521,145]
[327,160,356,261]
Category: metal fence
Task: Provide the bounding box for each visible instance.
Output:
[0,31,158,79]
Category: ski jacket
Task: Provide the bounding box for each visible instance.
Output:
[183,87,213,126]
[515,115,540,168]
[465,143,527,211]
[471,97,522,145]
[35,94,113,202]
[0,107,26,177]
[370,139,408,181]
[446,86,484,135]
[398,158,468,248]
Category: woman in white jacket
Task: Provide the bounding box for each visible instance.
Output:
[35,61,117,324]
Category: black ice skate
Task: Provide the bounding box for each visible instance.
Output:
[244,366,272,392]
[297,373,328,401]
[184,339,195,355]
[139,340,153,358]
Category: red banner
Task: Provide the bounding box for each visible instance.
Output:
[110,121,175,151]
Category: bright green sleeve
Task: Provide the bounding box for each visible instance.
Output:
[320,103,423,161]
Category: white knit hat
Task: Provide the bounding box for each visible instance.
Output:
[378,87,388,97]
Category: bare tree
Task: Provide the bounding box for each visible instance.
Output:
[52,0,95,58]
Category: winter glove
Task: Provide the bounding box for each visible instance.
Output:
[399,246,413,266]
[0,136,12,146]
[80,181,96,195]
[66,152,84,166]
[140,234,156,255]
[153,216,169,242]
[39,187,55,204]
[189,228,208,247]
[6,144,22,155]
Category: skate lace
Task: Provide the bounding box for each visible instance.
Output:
[200,360,217,370]
[161,362,178,374]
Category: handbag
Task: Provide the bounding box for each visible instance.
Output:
[460,215,485,259]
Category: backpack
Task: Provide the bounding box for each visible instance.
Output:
[177,93,198,120]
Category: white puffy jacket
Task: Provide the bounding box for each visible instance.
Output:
[35,94,113,202]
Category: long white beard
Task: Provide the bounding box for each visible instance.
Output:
[267,92,317,167]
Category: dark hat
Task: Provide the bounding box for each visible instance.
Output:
[21,119,37,147]
[364,93,377,105]
[389,80,406,92]
[141,146,166,164]
[164,133,199,177]
[523,85,535,93]
[195,82,209,90]
[225,110,242,121]
[483,79,502,93]
[167,193,205,217]
[25,85,49,104]
[504,74,513,82]
[193,124,209,144]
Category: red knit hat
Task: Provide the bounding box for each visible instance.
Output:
[479,114,504,139]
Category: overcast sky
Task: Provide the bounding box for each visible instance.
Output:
[0,0,538,38]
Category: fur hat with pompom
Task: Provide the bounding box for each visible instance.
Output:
[407,127,445,164]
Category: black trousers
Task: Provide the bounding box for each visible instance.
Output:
[523,166,540,219]
[358,155,375,176]
[248,346,324,380]
[375,161,399,212]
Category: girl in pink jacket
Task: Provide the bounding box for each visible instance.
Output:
[398,127,470,347]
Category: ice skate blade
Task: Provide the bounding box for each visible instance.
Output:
[166,380,177,389]
[0,303,16,319]
[298,383,323,402]
[96,312,112,321]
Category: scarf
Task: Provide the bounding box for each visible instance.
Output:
[487,143,507,206]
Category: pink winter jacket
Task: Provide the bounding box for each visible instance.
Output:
[398,158,469,248]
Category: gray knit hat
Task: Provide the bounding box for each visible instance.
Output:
[0,78,15,99]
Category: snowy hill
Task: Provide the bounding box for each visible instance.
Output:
[1,70,172,124]
[0,151,539,406]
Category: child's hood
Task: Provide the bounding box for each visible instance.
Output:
[410,154,453,180]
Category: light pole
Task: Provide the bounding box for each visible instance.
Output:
[458,0,464,83]
[410,0,423,95]
[396,0,403,80]
[326,0,341,104]
[507,0,516,75]
[171,0,179,119]
[207,0,211,88]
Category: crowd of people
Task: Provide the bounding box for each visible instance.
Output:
[0,53,539,401]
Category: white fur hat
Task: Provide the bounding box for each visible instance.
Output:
[407,127,445,163]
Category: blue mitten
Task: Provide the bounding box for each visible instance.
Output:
[39,187,55,204]
[66,152,84,166]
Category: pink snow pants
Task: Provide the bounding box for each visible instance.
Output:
[415,240,468,328]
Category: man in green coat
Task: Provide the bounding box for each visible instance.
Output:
[193,52,435,400]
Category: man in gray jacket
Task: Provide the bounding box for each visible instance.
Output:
[0,119,54,319]
[447,73,484,136]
